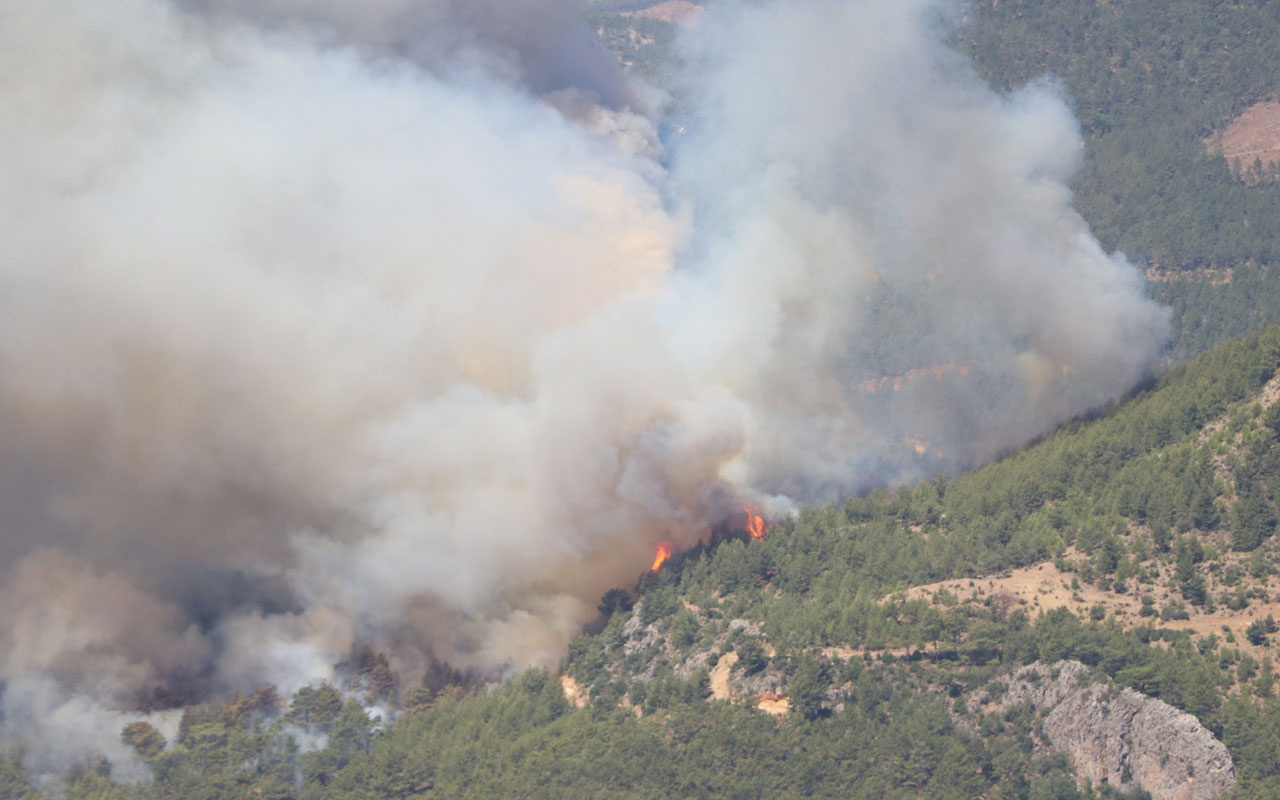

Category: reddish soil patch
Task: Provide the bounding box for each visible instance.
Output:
[755,692,790,715]
[625,1,703,25]
[1210,101,1280,183]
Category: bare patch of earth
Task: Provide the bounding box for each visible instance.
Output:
[1208,100,1280,183]
[623,1,703,25]
[898,558,1280,663]
[708,650,737,700]
[1145,265,1235,284]
[560,674,588,708]
[755,693,790,715]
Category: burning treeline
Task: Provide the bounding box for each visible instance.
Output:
[650,504,769,574]
[0,0,1167,772]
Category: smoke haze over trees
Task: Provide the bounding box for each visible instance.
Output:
[0,0,1166,773]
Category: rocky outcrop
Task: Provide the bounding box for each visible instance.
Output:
[986,661,1235,800]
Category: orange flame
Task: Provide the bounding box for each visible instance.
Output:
[651,541,674,573]
[744,504,768,541]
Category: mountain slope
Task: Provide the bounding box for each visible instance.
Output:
[20,236,1280,800]
[552,320,1280,798]
[131,316,1279,800]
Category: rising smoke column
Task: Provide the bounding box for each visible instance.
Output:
[0,0,691,771]
[668,0,1169,503]
[0,0,1166,772]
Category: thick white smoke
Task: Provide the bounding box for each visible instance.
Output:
[668,1,1169,500]
[0,0,1166,770]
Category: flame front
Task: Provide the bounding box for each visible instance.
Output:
[651,541,674,573]
[744,504,767,541]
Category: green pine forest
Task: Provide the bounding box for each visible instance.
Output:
[960,0,1280,363]
[12,2,1280,798]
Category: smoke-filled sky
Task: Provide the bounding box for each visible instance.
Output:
[0,0,1167,771]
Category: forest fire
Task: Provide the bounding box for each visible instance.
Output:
[650,505,766,574]
[651,541,674,573]
[744,505,768,541]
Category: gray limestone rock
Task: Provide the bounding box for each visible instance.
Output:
[991,661,1235,800]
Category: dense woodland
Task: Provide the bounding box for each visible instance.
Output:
[964,0,1280,268]
[585,2,679,77]
[963,0,1280,361]
[8,2,1280,798]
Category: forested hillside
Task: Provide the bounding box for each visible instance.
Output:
[14,313,1280,800]
[585,1,681,76]
[963,0,1280,270]
[555,320,1280,798]
[960,0,1280,362]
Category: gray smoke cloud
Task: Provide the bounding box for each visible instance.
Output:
[668,0,1169,500]
[0,0,1166,772]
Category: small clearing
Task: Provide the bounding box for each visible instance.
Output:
[900,559,1280,663]
[708,650,737,700]
[1144,265,1234,284]
[1209,100,1280,183]
[560,674,588,708]
[623,1,703,25]
[755,693,790,715]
